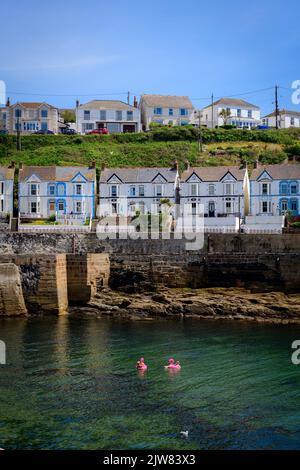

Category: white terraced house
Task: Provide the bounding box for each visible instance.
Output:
[262,109,300,128]
[180,165,250,218]
[250,163,300,216]
[99,166,180,217]
[0,166,15,216]
[140,94,195,130]
[18,165,96,223]
[201,97,261,129]
[76,99,141,134]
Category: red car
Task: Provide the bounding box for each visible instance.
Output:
[87,128,109,135]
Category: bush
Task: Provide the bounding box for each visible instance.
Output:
[259,150,287,164]
[285,143,300,157]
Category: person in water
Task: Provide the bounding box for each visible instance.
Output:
[136,357,147,370]
[165,358,181,369]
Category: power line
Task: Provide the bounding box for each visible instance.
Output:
[6,91,129,97]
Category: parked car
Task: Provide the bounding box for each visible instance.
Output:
[87,128,109,135]
[33,130,55,134]
[61,128,77,135]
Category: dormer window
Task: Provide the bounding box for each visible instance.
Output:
[76,184,82,195]
[208,184,215,196]
[30,183,38,196]
[41,109,48,118]
[224,183,233,195]
[190,183,198,196]
[155,184,162,197]
[15,108,22,118]
[261,182,270,195]
[111,185,118,197]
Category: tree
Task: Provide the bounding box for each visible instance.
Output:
[60,110,76,123]
[219,108,231,125]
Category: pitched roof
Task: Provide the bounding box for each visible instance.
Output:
[100,167,178,183]
[140,94,194,109]
[202,97,259,110]
[19,166,96,182]
[263,109,300,118]
[0,167,15,180]
[78,100,138,110]
[250,163,300,180]
[10,102,57,110]
[181,166,247,182]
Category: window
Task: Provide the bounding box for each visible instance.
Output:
[139,201,145,214]
[280,182,288,195]
[290,182,298,194]
[0,182,4,195]
[129,202,136,214]
[15,108,22,118]
[84,110,90,120]
[49,185,55,196]
[100,110,106,120]
[155,185,162,197]
[0,200,3,212]
[208,184,215,196]
[82,123,94,132]
[139,185,144,197]
[154,107,162,115]
[191,183,198,196]
[31,202,37,213]
[291,200,298,212]
[112,203,117,214]
[261,183,270,195]
[169,108,173,116]
[58,201,65,211]
[76,201,82,213]
[180,108,188,116]
[262,201,271,213]
[49,200,55,212]
[76,184,82,195]
[224,183,233,195]
[129,186,136,197]
[111,185,118,197]
[291,117,295,126]
[2,113,6,121]
[248,110,252,118]
[180,120,189,126]
[30,183,38,196]
[127,111,133,121]
[41,122,48,131]
[237,109,241,117]
[57,184,65,195]
[41,109,48,118]
[116,110,122,121]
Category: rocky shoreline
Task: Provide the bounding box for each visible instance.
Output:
[69,287,300,324]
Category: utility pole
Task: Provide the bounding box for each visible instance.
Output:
[127,91,130,105]
[275,84,279,129]
[16,117,21,151]
[198,111,203,152]
[211,93,214,128]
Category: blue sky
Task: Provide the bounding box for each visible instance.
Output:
[1,0,299,114]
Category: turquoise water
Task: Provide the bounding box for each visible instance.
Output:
[1,316,300,449]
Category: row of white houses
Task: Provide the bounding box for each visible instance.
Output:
[0,163,299,233]
[2,95,300,134]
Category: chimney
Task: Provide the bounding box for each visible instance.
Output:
[76,99,80,108]
[184,159,190,171]
[19,162,23,170]
[6,97,10,107]
[254,160,260,169]
[172,160,179,171]
[133,96,138,108]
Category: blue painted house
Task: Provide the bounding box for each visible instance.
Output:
[19,165,96,223]
[250,163,300,216]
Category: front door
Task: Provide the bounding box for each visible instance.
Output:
[208,201,215,217]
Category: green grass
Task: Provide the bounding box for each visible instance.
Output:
[1,127,299,170]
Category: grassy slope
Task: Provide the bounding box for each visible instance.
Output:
[0,127,299,170]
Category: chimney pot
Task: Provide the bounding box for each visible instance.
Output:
[133,96,138,108]
[6,97,10,107]
[76,99,80,108]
